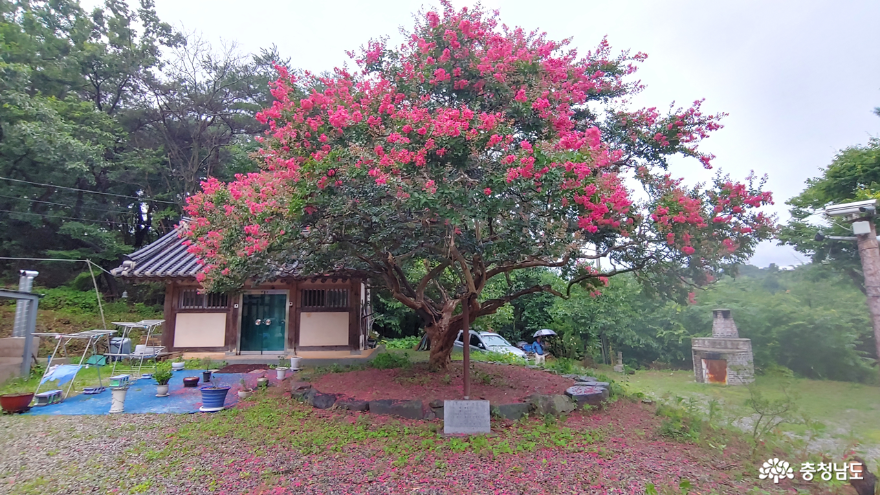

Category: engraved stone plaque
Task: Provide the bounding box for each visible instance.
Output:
[444,400,491,435]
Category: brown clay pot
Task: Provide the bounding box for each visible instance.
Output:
[1,393,34,414]
[183,377,200,388]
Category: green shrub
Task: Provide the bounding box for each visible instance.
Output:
[546,357,576,375]
[70,272,95,291]
[545,333,583,360]
[184,358,203,370]
[457,351,525,365]
[656,402,702,442]
[370,352,411,369]
[40,286,102,313]
[35,286,162,319]
[482,351,526,365]
[381,336,422,350]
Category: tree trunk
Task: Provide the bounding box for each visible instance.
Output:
[425,300,462,370]
[102,271,119,298]
[426,321,454,370]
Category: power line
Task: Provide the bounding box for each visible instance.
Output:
[0,176,180,205]
[0,194,136,215]
[0,257,112,275]
[0,208,123,225]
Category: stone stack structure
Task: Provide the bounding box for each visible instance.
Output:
[691,309,754,385]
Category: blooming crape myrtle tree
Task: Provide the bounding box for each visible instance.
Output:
[183,2,775,369]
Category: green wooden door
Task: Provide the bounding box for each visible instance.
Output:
[240,293,287,353]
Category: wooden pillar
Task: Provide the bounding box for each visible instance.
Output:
[290,280,300,351]
[349,278,360,350]
[162,282,176,351]
[857,221,880,364]
[225,293,238,353]
[286,281,295,351]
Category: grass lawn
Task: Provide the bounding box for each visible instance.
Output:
[0,384,815,494]
[622,369,880,464]
[384,348,880,465]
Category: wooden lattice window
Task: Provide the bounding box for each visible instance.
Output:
[179,289,228,309]
[301,288,349,309]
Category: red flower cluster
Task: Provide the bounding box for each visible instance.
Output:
[182,1,774,292]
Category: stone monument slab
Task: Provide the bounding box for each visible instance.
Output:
[565,385,609,407]
[444,400,491,435]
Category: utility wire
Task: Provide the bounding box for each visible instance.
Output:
[0,258,110,326]
[0,194,136,215]
[0,208,122,224]
[0,176,179,205]
[0,257,113,274]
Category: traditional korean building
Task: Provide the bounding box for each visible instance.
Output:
[111,222,371,356]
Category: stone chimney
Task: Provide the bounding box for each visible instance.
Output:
[692,309,754,385]
[712,309,738,338]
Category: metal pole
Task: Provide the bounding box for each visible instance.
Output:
[87,261,107,329]
[20,297,38,377]
[856,221,880,365]
[67,336,92,399]
[13,270,38,337]
[462,295,470,400]
[34,335,62,398]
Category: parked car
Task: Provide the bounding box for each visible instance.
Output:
[453,330,527,359]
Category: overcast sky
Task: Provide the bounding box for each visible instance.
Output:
[110,0,880,267]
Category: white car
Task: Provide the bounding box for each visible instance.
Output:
[453,330,527,359]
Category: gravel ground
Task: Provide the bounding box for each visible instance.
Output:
[0,413,181,494]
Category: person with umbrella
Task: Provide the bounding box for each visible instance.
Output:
[531,329,556,365]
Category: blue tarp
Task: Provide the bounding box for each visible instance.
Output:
[27,371,270,415]
[40,364,82,387]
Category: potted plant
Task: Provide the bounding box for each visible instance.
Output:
[256,373,269,389]
[290,354,302,371]
[237,378,253,399]
[275,356,289,380]
[201,357,213,383]
[154,361,173,397]
[367,331,379,349]
[199,376,230,412]
[171,357,185,371]
[1,381,34,414]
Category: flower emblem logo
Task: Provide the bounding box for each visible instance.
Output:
[759,458,794,483]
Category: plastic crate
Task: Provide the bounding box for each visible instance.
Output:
[34,390,62,406]
[108,375,130,387]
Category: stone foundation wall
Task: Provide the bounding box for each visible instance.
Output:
[692,337,751,351]
[692,346,754,385]
[0,337,26,383]
[692,349,705,383]
[725,347,755,385]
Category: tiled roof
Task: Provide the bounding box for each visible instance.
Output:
[111,221,352,282]
[111,222,200,279]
